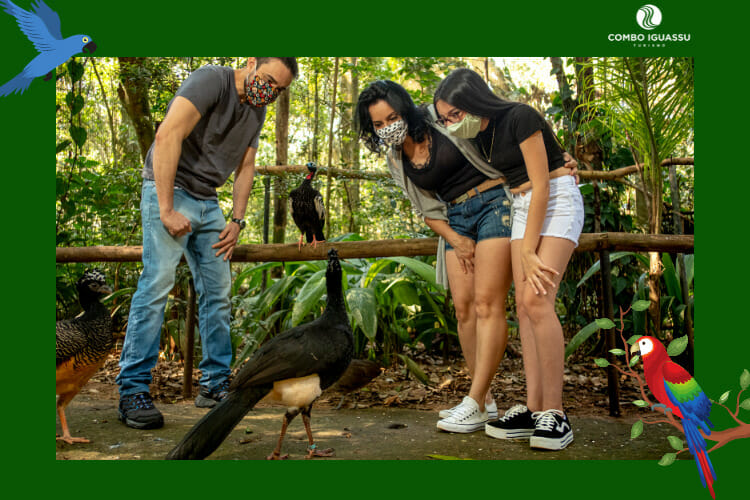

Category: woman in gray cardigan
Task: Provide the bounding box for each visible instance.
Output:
[356,80,577,433]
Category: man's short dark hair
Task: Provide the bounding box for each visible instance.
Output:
[256,57,299,79]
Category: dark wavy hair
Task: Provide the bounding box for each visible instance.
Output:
[256,57,299,79]
[433,68,516,118]
[355,80,429,153]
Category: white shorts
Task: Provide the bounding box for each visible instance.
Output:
[510,175,585,247]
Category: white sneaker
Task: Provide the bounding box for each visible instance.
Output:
[436,396,488,433]
[439,398,498,419]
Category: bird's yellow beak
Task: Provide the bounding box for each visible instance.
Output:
[630,343,640,355]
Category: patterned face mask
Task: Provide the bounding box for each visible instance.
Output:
[375,119,408,147]
[245,75,281,107]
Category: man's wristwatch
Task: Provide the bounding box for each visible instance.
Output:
[231,218,246,230]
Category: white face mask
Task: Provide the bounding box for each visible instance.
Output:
[375,119,408,146]
[446,113,482,139]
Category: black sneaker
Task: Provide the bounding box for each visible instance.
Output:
[485,404,537,439]
[118,392,164,429]
[195,379,230,408]
[529,409,574,450]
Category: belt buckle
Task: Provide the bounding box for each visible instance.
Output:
[451,193,468,205]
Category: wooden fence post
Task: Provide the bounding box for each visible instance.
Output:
[182,278,196,399]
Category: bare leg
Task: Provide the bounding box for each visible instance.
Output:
[512,236,575,412]
[467,237,512,411]
[445,250,478,382]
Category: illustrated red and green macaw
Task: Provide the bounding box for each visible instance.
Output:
[631,336,716,498]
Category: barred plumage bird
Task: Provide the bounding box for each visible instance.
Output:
[290,162,326,250]
[56,269,113,444]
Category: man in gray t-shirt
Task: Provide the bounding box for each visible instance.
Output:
[116,57,298,430]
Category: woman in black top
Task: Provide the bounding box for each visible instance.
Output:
[356,80,513,433]
[434,68,584,451]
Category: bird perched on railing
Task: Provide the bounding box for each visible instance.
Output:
[166,249,353,460]
[631,336,716,499]
[56,269,113,444]
[289,162,326,251]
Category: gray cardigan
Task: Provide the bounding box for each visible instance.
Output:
[385,104,506,288]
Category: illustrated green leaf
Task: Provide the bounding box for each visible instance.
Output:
[718,391,731,404]
[595,318,616,329]
[631,420,644,439]
[630,355,640,367]
[667,435,684,451]
[609,348,626,356]
[632,300,650,312]
[632,400,649,407]
[740,398,750,411]
[740,369,750,391]
[658,452,677,466]
[667,336,688,357]
[627,335,641,345]
[595,358,610,368]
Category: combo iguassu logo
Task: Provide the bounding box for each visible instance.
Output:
[636,4,662,30]
[607,5,691,47]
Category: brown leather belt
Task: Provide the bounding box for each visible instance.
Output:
[449,178,505,205]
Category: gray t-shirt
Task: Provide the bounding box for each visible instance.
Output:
[142,65,267,200]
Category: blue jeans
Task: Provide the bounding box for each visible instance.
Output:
[445,185,512,250]
[117,180,232,396]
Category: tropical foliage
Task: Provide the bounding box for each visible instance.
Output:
[55,56,694,377]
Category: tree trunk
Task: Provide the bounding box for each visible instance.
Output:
[324,57,340,239]
[273,89,290,245]
[669,164,694,372]
[117,57,155,162]
[341,57,361,235]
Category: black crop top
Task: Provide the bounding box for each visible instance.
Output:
[474,103,565,189]
[403,129,488,201]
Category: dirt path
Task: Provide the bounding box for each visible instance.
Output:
[56,393,674,461]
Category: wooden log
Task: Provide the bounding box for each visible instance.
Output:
[253,157,693,182]
[255,164,389,181]
[56,233,694,263]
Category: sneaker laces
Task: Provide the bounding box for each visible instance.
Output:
[122,392,155,411]
[499,404,528,422]
[532,409,565,431]
[451,399,481,421]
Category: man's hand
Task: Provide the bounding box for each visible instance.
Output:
[161,209,192,237]
[213,222,241,261]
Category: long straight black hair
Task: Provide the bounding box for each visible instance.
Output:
[433,68,517,119]
[355,80,429,152]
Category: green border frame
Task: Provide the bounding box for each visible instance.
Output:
[3,0,745,497]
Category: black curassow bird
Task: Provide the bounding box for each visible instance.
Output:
[56,269,114,444]
[289,162,326,251]
[166,249,353,460]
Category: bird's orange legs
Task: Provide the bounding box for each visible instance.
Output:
[56,396,90,444]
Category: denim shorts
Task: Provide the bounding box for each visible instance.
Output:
[510,175,585,247]
[445,185,512,250]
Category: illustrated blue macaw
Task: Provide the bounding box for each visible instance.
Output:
[0,0,96,96]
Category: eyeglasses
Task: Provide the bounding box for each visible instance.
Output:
[436,108,465,127]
